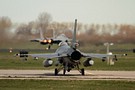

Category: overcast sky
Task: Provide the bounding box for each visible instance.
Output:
[0,0,135,24]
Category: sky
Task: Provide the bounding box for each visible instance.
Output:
[0,0,135,24]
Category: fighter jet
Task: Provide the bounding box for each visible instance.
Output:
[30,28,70,49]
[16,19,127,75]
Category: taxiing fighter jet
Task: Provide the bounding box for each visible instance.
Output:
[30,28,70,49]
[16,19,127,75]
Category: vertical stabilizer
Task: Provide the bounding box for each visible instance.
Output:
[39,28,45,40]
[72,19,77,49]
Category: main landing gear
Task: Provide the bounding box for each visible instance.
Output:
[54,68,85,76]
[55,68,58,76]
[54,68,66,76]
[80,68,85,75]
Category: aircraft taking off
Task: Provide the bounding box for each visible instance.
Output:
[30,28,70,49]
[16,19,127,75]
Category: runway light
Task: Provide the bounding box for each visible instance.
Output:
[9,48,12,53]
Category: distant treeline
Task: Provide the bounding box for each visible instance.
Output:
[0,12,135,46]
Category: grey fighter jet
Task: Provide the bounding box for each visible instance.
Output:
[16,19,127,75]
[30,28,70,49]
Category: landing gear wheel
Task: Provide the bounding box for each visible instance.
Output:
[81,68,85,75]
[55,68,58,76]
[63,69,66,75]
[48,45,51,50]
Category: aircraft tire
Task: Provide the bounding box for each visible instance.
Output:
[81,68,85,75]
[55,68,58,76]
[63,69,66,75]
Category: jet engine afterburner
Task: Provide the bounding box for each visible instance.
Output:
[43,59,53,67]
[71,50,82,60]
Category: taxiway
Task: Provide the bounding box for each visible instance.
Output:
[0,70,135,81]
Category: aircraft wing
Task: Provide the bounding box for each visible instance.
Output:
[30,29,45,42]
[53,34,70,43]
[82,53,127,59]
[28,53,67,59]
[82,53,109,59]
[30,38,41,42]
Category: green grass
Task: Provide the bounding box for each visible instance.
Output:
[0,51,135,70]
[0,43,135,70]
[0,52,44,69]
[0,79,135,90]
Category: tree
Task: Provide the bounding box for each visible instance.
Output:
[15,23,32,40]
[0,16,12,43]
[37,12,52,34]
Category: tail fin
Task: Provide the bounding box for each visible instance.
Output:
[71,19,77,49]
[39,28,45,40]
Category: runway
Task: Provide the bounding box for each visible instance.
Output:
[0,70,135,81]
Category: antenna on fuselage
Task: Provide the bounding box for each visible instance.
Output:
[72,19,77,49]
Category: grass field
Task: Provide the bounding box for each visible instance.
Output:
[0,79,135,90]
[0,44,135,90]
[0,50,135,71]
[0,43,135,70]
[0,49,135,70]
